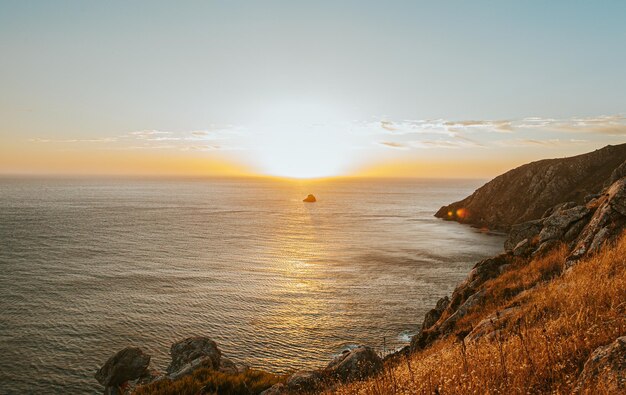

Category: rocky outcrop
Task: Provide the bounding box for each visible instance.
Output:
[283,370,324,392]
[97,337,242,394]
[435,144,626,231]
[499,177,626,265]
[95,347,151,393]
[325,346,383,382]
[568,178,626,264]
[411,254,514,350]
[303,194,316,202]
[421,296,450,331]
[99,336,383,394]
[262,346,383,394]
[465,307,520,343]
[574,336,626,393]
[166,336,221,378]
[413,176,626,353]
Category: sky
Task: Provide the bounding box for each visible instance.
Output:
[1,1,625,178]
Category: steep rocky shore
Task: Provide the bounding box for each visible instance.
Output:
[95,146,626,394]
[413,171,626,353]
[435,143,626,231]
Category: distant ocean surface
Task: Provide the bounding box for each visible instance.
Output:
[0,177,504,393]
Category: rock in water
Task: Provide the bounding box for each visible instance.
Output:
[95,347,151,387]
[303,194,316,202]
[167,336,221,377]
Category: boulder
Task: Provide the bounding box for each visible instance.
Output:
[303,194,316,203]
[166,337,221,377]
[325,346,383,382]
[574,336,626,393]
[285,370,323,391]
[95,347,151,388]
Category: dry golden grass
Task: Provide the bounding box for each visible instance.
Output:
[330,234,626,395]
[133,368,283,395]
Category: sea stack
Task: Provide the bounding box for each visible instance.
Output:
[303,194,316,203]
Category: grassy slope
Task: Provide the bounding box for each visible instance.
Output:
[331,234,626,394]
[133,368,283,395]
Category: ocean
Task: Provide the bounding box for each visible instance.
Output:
[0,177,504,393]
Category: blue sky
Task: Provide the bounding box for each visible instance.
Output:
[1,1,625,177]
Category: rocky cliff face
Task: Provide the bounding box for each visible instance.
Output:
[411,169,626,390]
[435,144,626,231]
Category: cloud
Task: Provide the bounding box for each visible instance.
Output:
[516,115,626,135]
[28,126,241,152]
[28,137,118,143]
[378,141,409,149]
[365,114,626,137]
[129,130,181,141]
[380,120,398,131]
[411,137,485,149]
[180,144,222,151]
[494,138,588,147]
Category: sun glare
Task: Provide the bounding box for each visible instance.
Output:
[250,100,354,179]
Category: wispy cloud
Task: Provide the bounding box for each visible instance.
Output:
[366,114,626,136]
[28,126,241,151]
[494,138,589,147]
[378,141,409,149]
[28,137,118,143]
[511,115,626,135]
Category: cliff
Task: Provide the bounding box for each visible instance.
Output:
[95,150,626,395]
[332,155,626,394]
[435,143,626,231]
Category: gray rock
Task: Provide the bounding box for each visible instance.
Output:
[421,296,450,331]
[168,356,214,381]
[95,347,151,388]
[466,307,520,343]
[439,290,485,333]
[512,238,532,256]
[574,336,626,393]
[584,193,601,204]
[285,370,323,391]
[166,336,221,376]
[505,220,542,251]
[218,358,238,375]
[607,160,626,186]
[539,205,590,243]
[563,218,588,244]
[568,177,626,264]
[533,239,559,257]
[325,346,383,382]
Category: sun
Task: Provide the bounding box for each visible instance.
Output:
[250,100,354,179]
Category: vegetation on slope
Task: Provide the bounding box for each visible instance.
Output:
[133,367,283,395]
[330,233,626,394]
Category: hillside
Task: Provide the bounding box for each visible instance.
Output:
[435,144,626,231]
[94,152,626,395]
[332,232,626,394]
